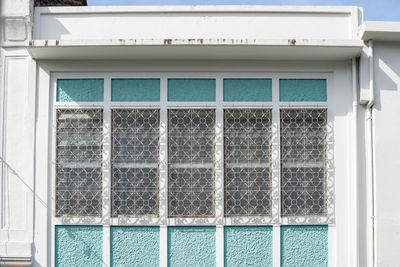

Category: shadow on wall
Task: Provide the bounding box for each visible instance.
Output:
[374,43,400,111]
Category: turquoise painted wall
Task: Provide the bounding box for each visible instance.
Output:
[57,79,104,102]
[55,225,102,267]
[168,79,216,101]
[111,226,160,267]
[224,226,273,267]
[111,79,160,101]
[281,225,328,267]
[168,226,216,267]
[279,79,327,102]
[223,79,272,101]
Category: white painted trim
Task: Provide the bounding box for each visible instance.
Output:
[102,77,111,223]
[34,5,356,15]
[273,225,281,267]
[50,75,57,267]
[159,225,167,267]
[215,77,224,224]
[159,75,168,267]
[272,77,281,225]
[328,225,336,267]
[216,225,224,267]
[159,75,168,226]
[102,77,111,267]
[102,225,110,267]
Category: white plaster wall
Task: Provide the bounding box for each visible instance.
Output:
[34,6,359,41]
[372,41,400,267]
[0,48,35,260]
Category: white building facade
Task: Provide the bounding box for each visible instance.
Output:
[1,1,400,266]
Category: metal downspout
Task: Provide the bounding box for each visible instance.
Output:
[366,39,376,267]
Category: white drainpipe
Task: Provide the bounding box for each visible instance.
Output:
[366,39,376,267]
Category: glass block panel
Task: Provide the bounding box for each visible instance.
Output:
[55,226,103,267]
[56,109,103,217]
[168,79,216,102]
[168,109,215,217]
[223,79,272,101]
[280,109,327,216]
[56,79,104,102]
[281,225,328,267]
[224,109,272,216]
[111,109,159,216]
[168,226,216,267]
[111,79,160,102]
[279,79,327,102]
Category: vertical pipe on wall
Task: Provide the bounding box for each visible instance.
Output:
[352,58,359,267]
[366,39,375,267]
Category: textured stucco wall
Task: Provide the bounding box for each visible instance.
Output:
[281,225,328,267]
[55,225,103,267]
[224,226,273,267]
[168,226,216,267]
[279,79,327,102]
[167,79,216,101]
[223,79,272,101]
[111,79,160,102]
[111,226,160,267]
[57,79,104,102]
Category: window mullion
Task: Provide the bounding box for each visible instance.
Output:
[102,77,112,267]
[271,77,281,224]
[272,77,281,267]
[159,76,168,267]
[215,77,224,267]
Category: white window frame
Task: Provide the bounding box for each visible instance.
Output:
[49,71,335,267]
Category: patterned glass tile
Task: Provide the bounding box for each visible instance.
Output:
[56,109,103,216]
[111,109,159,216]
[168,109,215,217]
[280,109,327,216]
[224,109,272,216]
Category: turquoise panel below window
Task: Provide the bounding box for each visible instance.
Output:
[55,225,102,267]
[57,79,104,102]
[281,225,328,267]
[279,79,327,102]
[168,79,216,101]
[168,226,216,267]
[223,79,272,101]
[224,226,273,267]
[111,226,160,267]
[111,79,160,102]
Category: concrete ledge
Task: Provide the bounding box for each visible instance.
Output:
[360,21,400,41]
[26,39,363,60]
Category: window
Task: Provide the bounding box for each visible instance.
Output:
[111,109,159,216]
[168,109,215,217]
[53,75,332,267]
[55,109,103,216]
[224,109,272,216]
[280,109,327,216]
